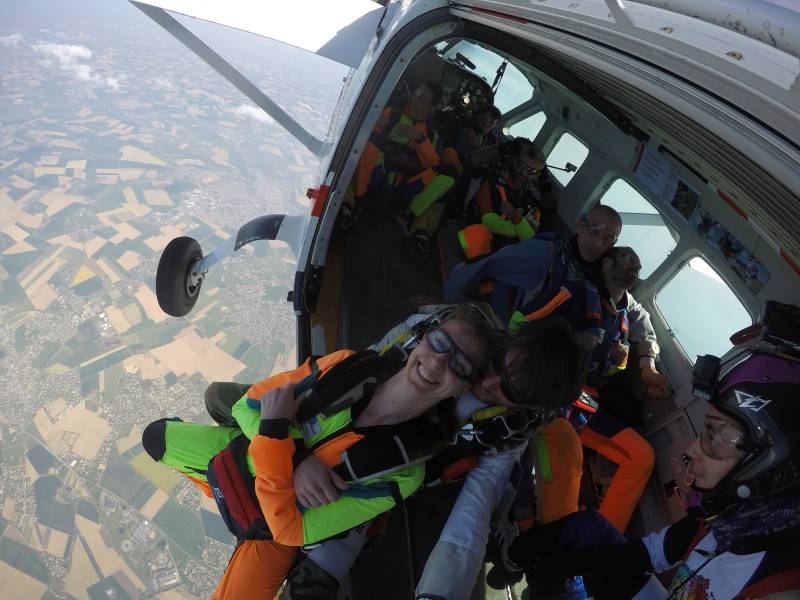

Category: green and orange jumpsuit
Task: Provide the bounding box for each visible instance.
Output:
[142,350,424,599]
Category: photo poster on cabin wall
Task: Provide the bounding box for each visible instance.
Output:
[689,207,771,294]
[633,144,769,293]
[634,146,699,222]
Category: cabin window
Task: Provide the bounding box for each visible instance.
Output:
[655,257,752,363]
[601,179,678,278]
[546,132,588,186]
[506,111,547,142]
[438,40,534,113]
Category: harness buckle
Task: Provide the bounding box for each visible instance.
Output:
[472,407,545,448]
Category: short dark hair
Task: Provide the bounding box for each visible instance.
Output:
[505,316,588,410]
[604,246,635,261]
[519,143,545,164]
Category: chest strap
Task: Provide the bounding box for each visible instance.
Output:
[330,419,443,484]
[458,405,549,451]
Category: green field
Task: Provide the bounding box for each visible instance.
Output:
[99,449,154,510]
[153,499,206,561]
[128,451,179,494]
[101,362,124,401]
[14,325,26,352]
[0,537,51,585]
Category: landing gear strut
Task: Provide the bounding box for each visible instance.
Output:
[154,214,307,318]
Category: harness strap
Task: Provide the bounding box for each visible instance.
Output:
[296,351,387,422]
[461,406,548,450]
[523,286,572,321]
[331,421,441,484]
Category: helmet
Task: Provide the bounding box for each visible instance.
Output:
[696,350,800,512]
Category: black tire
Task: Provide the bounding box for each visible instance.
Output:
[155,236,203,317]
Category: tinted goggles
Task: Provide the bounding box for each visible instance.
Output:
[492,350,526,406]
[699,417,749,461]
[426,327,482,382]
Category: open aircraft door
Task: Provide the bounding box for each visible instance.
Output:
[129,0,389,320]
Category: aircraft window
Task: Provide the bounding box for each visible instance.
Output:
[601,179,678,278]
[439,40,534,113]
[506,111,547,142]
[546,132,588,186]
[655,257,752,363]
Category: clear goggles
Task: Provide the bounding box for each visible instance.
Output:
[425,327,482,383]
[699,417,749,461]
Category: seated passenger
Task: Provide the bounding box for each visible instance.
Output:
[443,206,670,403]
[503,348,800,600]
[445,102,501,177]
[141,305,500,600]
[396,102,501,253]
[282,314,588,599]
[505,246,660,534]
[342,81,444,229]
[457,138,548,260]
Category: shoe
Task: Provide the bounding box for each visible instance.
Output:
[491,519,522,573]
[486,563,524,590]
[395,209,413,236]
[413,230,431,254]
[287,558,339,600]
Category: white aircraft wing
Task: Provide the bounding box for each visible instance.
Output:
[131,0,384,68]
[130,0,386,156]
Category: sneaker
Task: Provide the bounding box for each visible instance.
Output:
[413,230,431,253]
[491,519,522,573]
[395,209,413,236]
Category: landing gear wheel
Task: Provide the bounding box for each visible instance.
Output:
[156,236,203,317]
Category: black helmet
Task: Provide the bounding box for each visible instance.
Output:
[695,350,800,513]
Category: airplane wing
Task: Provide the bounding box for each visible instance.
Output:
[131,0,384,68]
[130,0,386,156]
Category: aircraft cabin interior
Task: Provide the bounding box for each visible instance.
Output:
[300,16,800,598]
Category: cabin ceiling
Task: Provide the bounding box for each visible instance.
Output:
[535,46,800,266]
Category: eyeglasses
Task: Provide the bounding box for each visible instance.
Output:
[425,327,482,382]
[578,214,619,245]
[516,157,541,177]
[492,350,525,406]
[699,417,749,461]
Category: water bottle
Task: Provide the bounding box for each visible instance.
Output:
[563,575,589,600]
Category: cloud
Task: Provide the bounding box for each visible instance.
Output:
[31,42,121,90]
[151,77,174,90]
[233,104,274,124]
[0,34,22,47]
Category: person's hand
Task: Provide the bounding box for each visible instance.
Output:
[610,341,629,366]
[642,367,673,399]
[500,201,517,219]
[293,455,348,508]
[260,383,298,420]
